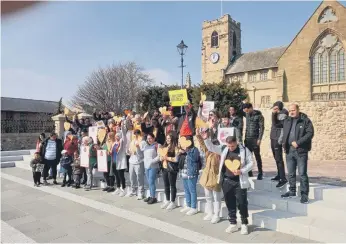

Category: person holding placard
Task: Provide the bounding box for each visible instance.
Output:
[101,133,115,193]
[196,129,222,224]
[177,102,196,139]
[159,132,179,210]
[201,133,253,235]
[127,129,146,199]
[81,136,98,191]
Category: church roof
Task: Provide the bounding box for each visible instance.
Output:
[225,46,287,74]
[1,97,58,113]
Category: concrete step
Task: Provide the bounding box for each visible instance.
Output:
[251,178,344,203]
[1,156,24,162]
[252,209,346,242]
[1,162,16,168]
[248,189,346,222]
[1,150,31,157]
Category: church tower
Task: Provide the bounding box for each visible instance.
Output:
[201,14,241,84]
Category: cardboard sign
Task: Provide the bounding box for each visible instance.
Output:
[89,126,98,144]
[202,101,215,118]
[195,117,207,129]
[158,147,168,157]
[97,150,108,172]
[217,127,235,146]
[97,128,107,145]
[96,121,105,128]
[64,122,71,131]
[80,145,90,168]
[168,89,188,107]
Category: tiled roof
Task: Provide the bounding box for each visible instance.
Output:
[1,97,59,113]
[225,46,287,74]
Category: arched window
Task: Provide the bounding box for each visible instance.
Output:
[339,49,345,81]
[211,31,218,47]
[233,32,237,49]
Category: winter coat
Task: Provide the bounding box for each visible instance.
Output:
[244,110,265,140]
[140,122,166,145]
[197,135,221,192]
[40,138,63,162]
[270,109,288,142]
[64,139,78,156]
[30,158,44,173]
[204,139,253,189]
[281,112,314,155]
[71,158,82,175]
[60,155,73,173]
[179,147,200,179]
[177,110,196,136]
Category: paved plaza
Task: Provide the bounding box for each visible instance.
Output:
[1,167,314,243]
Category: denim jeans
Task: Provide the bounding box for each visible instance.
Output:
[145,168,157,198]
[286,150,309,196]
[183,177,198,209]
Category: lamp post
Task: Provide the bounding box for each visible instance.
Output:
[177,40,188,114]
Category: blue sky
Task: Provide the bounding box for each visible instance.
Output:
[1,1,333,103]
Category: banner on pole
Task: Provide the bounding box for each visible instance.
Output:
[168,89,188,107]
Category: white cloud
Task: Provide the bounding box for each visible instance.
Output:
[1,68,73,104]
[144,68,179,86]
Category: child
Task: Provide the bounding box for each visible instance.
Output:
[30,152,44,186]
[71,151,82,189]
[82,136,98,191]
[60,150,73,187]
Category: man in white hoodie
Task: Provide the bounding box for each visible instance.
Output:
[201,132,253,235]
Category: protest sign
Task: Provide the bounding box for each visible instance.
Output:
[80,145,90,168]
[217,127,235,146]
[97,150,108,172]
[96,121,105,128]
[168,89,188,107]
[89,126,98,144]
[202,101,215,118]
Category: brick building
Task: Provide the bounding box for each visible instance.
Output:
[201,0,346,107]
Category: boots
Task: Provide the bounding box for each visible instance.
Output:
[203,202,213,221]
[211,201,221,224]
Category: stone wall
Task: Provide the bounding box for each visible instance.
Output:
[258,101,346,161]
[1,133,38,151]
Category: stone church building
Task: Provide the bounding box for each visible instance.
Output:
[201,0,346,107]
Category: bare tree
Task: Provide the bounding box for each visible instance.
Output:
[70,62,152,114]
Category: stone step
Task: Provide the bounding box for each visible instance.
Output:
[1,150,31,157]
[252,209,346,242]
[248,189,346,222]
[251,178,344,203]
[0,162,16,168]
[1,156,24,162]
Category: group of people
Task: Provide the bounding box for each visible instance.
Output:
[30,99,314,235]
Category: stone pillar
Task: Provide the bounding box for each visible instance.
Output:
[51,114,65,139]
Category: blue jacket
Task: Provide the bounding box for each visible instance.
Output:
[180,147,200,179]
[60,155,73,169]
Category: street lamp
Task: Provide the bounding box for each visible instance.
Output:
[177,40,188,114]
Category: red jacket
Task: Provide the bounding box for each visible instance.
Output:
[64,139,78,156]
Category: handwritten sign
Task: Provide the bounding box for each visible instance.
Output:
[217,127,235,146]
[80,145,90,168]
[168,89,188,107]
[89,126,98,144]
[202,101,215,118]
[97,150,108,172]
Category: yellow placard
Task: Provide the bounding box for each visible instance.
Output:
[64,122,71,131]
[201,92,207,102]
[168,89,188,107]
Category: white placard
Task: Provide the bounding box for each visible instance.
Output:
[96,121,105,128]
[80,145,90,168]
[89,126,98,144]
[202,101,215,118]
[97,150,108,172]
[217,127,235,146]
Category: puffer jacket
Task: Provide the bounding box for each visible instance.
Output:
[60,155,73,169]
[270,109,288,142]
[197,135,221,192]
[244,110,265,140]
[72,158,82,175]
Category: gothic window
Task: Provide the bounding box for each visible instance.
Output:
[321,51,328,83]
[233,32,237,49]
[330,49,337,82]
[211,31,218,47]
[339,49,345,81]
[318,7,338,24]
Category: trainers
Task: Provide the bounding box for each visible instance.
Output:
[240,224,249,235]
[271,175,280,181]
[143,197,152,203]
[137,195,144,200]
[147,198,157,205]
[211,215,220,224]
[107,187,115,193]
[276,180,288,188]
[118,190,126,197]
[257,173,263,180]
[203,214,213,221]
[160,201,170,209]
[300,194,309,204]
[180,206,190,213]
[43,180,48,186]
[166,202,177,210]
[67,183,71,187]
[102,186,110,192]
[225,224,238,233]
[112,188,121,195]
[281,191,296,198]
[61,183,66,187]
[186,208,198,216]
[126,191,136,197]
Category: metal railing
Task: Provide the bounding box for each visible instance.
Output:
[1,119,55,133]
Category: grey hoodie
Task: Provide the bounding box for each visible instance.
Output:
[142,142,160,169]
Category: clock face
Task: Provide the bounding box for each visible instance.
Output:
[210,52,219,64]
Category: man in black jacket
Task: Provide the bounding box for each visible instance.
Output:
[228,106,244,142]
[270,101,288,188]
[40,132,64,185]
[280,103,314,204]
[243,103,264,180]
